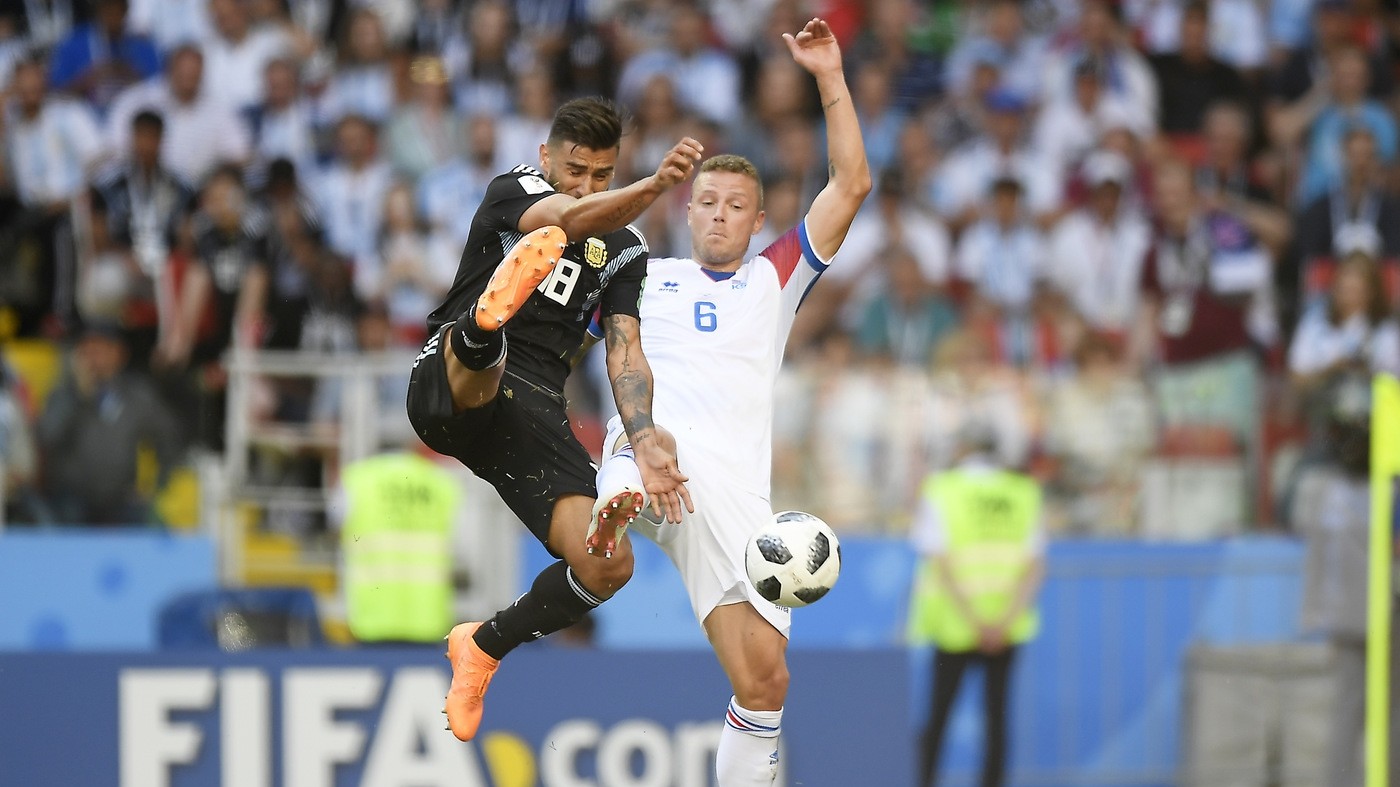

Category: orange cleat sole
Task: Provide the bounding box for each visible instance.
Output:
[474,226,568,331]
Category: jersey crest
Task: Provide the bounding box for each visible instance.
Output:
[585,237,608,268]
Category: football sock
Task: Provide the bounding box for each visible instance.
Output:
[449,317,506,371]
[716,697,782,786]
[596,442,646,506]
[472,560,600,660]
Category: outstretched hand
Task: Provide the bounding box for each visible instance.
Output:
[634,441,694,524]
[782,18,843,77]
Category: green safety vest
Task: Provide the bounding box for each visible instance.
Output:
[907,469,1042,652]
[342,453,460,643]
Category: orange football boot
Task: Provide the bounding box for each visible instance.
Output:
[474,226,568,330]
[443,622,500,741]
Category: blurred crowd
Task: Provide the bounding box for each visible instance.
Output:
[0,0,1395,534]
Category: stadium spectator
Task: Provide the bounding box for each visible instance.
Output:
[257,157,323,352]
[853,246,960,368]
[1268,0,1394,109]
[1291,127,1400,311]
[954,176,1046,325]
[83,109,193,364]
[1132,0,1266,73]
[417,114,496,252]
[319,8,395,125]
[494,68,555,174]
[164,166,270,448]
[247,57,316,183]
[371,184,450,341]
[315,114,392,295]
[850,60,906,175]
[1289,251,1400,403]
[947,0,1047,102]
[1148,2,1251,135]
[126,0,208,55]
[1041,0,1159,131]
[201,0,288,112]
[616,2,741,126]
[1141,160,1271,450]
[935,89,1061,233]
[849,0,942,112]
[3,0,83,54]
[1033,56,1151,178]
[909,422,1046,787]
[822,169,953,331]
[3,56,104,333]
[1281,46,1398,206]
[48,0,160,114]
[728,54,814,180]
[1042,332,1157,535]
[385,56,461,183]
[617,74,686,185]
[924,330,1037,471]
[1048,150,1151,337]
[106,45,251,184]
[443,0,526,117]
[37,321,179,524]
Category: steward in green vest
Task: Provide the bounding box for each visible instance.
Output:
[908,431,1046,787]
[908,465,1044,652]
[341,451,461,643]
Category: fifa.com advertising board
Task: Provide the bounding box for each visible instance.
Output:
[0,649,909,787]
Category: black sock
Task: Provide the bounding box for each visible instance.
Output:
[473,561,601,660]
[449,318,506,371]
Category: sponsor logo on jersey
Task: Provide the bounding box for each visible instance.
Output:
[584,237,608,267]
[659,281,680,293]
[731,280,747,290]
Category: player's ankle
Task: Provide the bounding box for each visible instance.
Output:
[450,320,506,371]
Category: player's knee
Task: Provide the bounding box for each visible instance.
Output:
[735,660,789,710]
[570,548,634,598]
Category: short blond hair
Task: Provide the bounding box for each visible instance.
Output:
[698,154,763,206]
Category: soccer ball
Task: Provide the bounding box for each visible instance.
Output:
[745,511,842,608]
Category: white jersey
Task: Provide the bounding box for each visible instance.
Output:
[640,219,829,497]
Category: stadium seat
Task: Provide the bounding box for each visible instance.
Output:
[156,587,326,650]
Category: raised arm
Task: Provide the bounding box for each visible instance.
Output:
[602,313,692,523]
[518,138,704,241]
[786,19,872,259]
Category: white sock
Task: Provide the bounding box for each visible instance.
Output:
[595,443,643,500]
[716,697,782,786]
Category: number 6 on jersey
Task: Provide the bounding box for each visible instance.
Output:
[694,301,717,332]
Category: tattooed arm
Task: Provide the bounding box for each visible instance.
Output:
[518,138,704,240]
[603,313,692,523]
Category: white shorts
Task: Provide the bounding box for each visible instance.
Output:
[604,417,792,638]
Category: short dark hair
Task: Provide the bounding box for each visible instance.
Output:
[547,97,624,151]
[132,109,164,135]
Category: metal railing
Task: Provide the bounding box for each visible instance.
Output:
[218,348,519,625]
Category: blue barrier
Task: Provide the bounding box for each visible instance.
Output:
[537,535,1306,786]
[0,530,1307,785]
[0,647,910,787]
[0,529,216,650]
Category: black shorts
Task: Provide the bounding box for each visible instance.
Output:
[406,326,597,551]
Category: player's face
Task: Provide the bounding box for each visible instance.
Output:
[540,142,618,199]
[688,171,764,269]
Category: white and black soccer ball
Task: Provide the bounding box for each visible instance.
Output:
[745,511,842,608]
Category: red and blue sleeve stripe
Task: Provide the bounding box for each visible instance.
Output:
[760,220,828,288]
